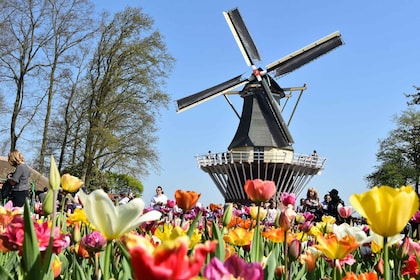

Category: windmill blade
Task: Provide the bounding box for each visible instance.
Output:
[176,75,248,112]
[223,8,261,67]
[266,31,343,77]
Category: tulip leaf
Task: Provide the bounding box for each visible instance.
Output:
[22,200,42,280]
[0,265,13,280]
[211,220,225,261]
[116,239,131,261]
[250,224,263,262]
[264,243,279,280]
[187,211,202,238]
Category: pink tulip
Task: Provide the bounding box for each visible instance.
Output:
[80,231,107,252]
[244,179,276,203]
[281,192,296,207]
[338,205,352,218]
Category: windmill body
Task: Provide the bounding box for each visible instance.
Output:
[176,8,343,204]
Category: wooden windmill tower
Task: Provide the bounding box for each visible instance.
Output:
[176,8,344,205]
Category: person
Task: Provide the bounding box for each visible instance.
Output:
[265,199,278,224]
[296,198,306,213]
[119,192,130,205]
[311,150,318,165]
[327,188,345,224]
[304,187,323,221]
[321,193,331,213]
[7,150,30,207]
[150,186,168,210]
[39,187,48,203]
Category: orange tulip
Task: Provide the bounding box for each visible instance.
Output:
[314,232,359,260]
[244,179,276,203]
[343,271,378,280]
[51,255,62,278]
[174,190,201,212]
[299,251,318,272]
[262,227,286,243]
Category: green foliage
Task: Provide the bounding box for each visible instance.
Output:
[366,105,420,192]
[106,172,144,196]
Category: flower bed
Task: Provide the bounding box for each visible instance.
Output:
[0,159,419,280]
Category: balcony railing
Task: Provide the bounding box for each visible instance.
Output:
[196,150,326,169]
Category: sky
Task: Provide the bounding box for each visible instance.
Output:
[91,1,419,207]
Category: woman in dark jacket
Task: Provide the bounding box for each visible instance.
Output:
[7,150,30,207]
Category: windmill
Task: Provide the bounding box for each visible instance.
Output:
[176,8,344,205]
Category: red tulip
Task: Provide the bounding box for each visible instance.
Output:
[244,179,276,203]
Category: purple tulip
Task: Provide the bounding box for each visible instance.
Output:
[80,231,107,252]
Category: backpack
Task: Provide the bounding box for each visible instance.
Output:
[1,180,13,201]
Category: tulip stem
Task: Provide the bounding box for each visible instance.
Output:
[383,237,390,280]
[283,229,288,280]
[103,240,113,280]
[332,261,339,280]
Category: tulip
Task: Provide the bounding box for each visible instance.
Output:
[223,228,254,247]
[80,231,107,252]
[42,190,55,216]
[244,179,276,203]
[332,223,372,245]
[79,189,161,241]
[174,190,201,212]
[61,174,84,193]
[281,192,296,207]
[299,251,317,272]
[51,255,62,278]
[288,239,302,261]
[166,200,175,208]
[126,234,216,280]
[262,227,286,243]
[314,233,359,260]
[222,203,233,227]
[343,272,379,280]
[49,155,61,191]
[338,205,352,219]
[249,205,266,220]
[350,185,419,238]
[402,254,420,278]
[279,210,291,230]
[203,255,263,280]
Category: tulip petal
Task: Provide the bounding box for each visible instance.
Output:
[80,189,161,240]
[350,186,419,237]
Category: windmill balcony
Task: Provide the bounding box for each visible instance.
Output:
[197,150,325,169]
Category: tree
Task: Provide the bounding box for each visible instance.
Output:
[406,86,420,105]
[0,0,54,151]
[366,105,420,194]
[37,0,97,174]
[80,7,174,187]
[106,172,144,196]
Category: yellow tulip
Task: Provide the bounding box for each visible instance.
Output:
[249,205,267,220]
[350,185,419,237]
[223,227,254,247]
[61,174,83,193]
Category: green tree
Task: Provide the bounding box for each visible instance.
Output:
[366,106,420,194]
[80,7,174,187]
[106,172,144,196]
